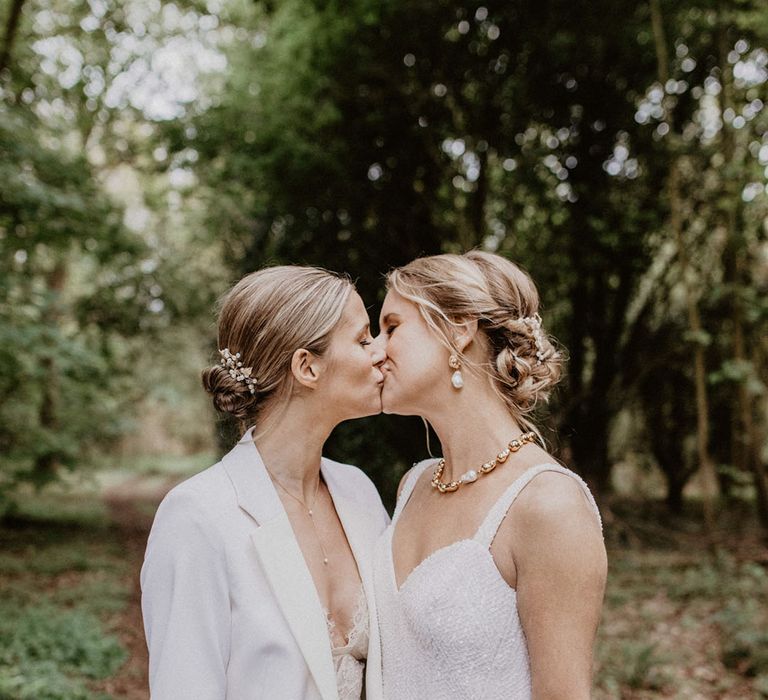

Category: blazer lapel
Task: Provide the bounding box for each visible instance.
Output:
[322,462,376,587]
[221,431,338,700]
[251,520,338,700]
[321,461,385,699]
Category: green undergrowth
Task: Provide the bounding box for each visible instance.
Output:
[595,499,768,698]
[2,486,768,699]
[0,607,125,700]
[0,509,130,700]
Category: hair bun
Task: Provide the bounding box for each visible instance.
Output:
[494,337,562,412]
[201,364,258,420]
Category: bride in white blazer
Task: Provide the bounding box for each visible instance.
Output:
[141,266,390,700]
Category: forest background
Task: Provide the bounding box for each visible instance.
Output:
[1,0,767,698]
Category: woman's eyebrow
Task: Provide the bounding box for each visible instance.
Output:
[380,312,401,325]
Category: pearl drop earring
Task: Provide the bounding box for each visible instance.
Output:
[449,354,464,389]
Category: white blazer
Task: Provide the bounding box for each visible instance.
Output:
[141,428,390,700]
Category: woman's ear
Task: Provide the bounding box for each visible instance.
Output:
[454,318,479,354]
[291,348,320,389]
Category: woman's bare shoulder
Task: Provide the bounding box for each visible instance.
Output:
[509,467,603,549]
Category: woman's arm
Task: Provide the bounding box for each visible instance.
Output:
[141,488,232,700]
[511,472,607,700]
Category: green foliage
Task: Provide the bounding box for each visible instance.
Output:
[0,0,766,531]
[174,0,768,503]
[0,605,126,680]
[605,640,669,691]
[596,539,768,697]
[0,98,151,497]
[717,597,768,676]
[0,539,118,576]
[0,494,131,700]
[0,0,226,500]
[0,528,128,700]
[91,450,217,478]
[0,662,110,700]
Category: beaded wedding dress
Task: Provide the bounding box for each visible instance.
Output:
[374,460,602,700]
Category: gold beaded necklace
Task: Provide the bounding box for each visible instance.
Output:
[431,431,538,494]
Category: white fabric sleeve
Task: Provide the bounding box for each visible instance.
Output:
[141,489,232,700]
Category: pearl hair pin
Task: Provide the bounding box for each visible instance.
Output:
[219,348,258,394]
[521,314,546,364]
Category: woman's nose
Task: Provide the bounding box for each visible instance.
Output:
[370,334,387,366]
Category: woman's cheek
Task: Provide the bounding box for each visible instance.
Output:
[388,335,399,360]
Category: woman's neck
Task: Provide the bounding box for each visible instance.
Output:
[252,401,332,501]
[424,383,524,483]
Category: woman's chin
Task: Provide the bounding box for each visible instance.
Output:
[361,391,383,417]
[372,396,384,415]
[380,390,402,416]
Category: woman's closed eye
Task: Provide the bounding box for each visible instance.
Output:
[386,325,397,336]
[360,339,372,346]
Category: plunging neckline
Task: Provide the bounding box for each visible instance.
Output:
[322,584,368,650]
[312,460,366,606]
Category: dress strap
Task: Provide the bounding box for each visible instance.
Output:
[474,463,602,548]
[392,459,435,523]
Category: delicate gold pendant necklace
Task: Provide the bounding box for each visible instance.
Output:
[269,470,330,564]
[431,431,537,494]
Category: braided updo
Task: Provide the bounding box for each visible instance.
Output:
[202,266,353,426]
[387,251,563,426]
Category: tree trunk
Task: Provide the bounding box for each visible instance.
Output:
[562,201,613,497]
[0,0,25,74]
[717,15,768,538]
[750,344,768,537]
[666,474,685,515]
[718,22,746,479]
[33,260,67,484]
[650,0,717,538]
[570,400,612,498]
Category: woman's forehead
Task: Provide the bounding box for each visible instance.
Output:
[339,291,369,327]
[381,289,409,316]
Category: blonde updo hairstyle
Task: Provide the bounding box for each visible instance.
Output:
[202,266,354,427]
[387,251,563,433]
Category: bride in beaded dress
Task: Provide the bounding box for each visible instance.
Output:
[371,251,607,700]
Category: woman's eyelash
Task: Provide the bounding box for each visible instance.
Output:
[360,339,371,346]
[386,325,397,335]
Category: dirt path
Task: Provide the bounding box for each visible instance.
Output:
[95,475,182,700]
